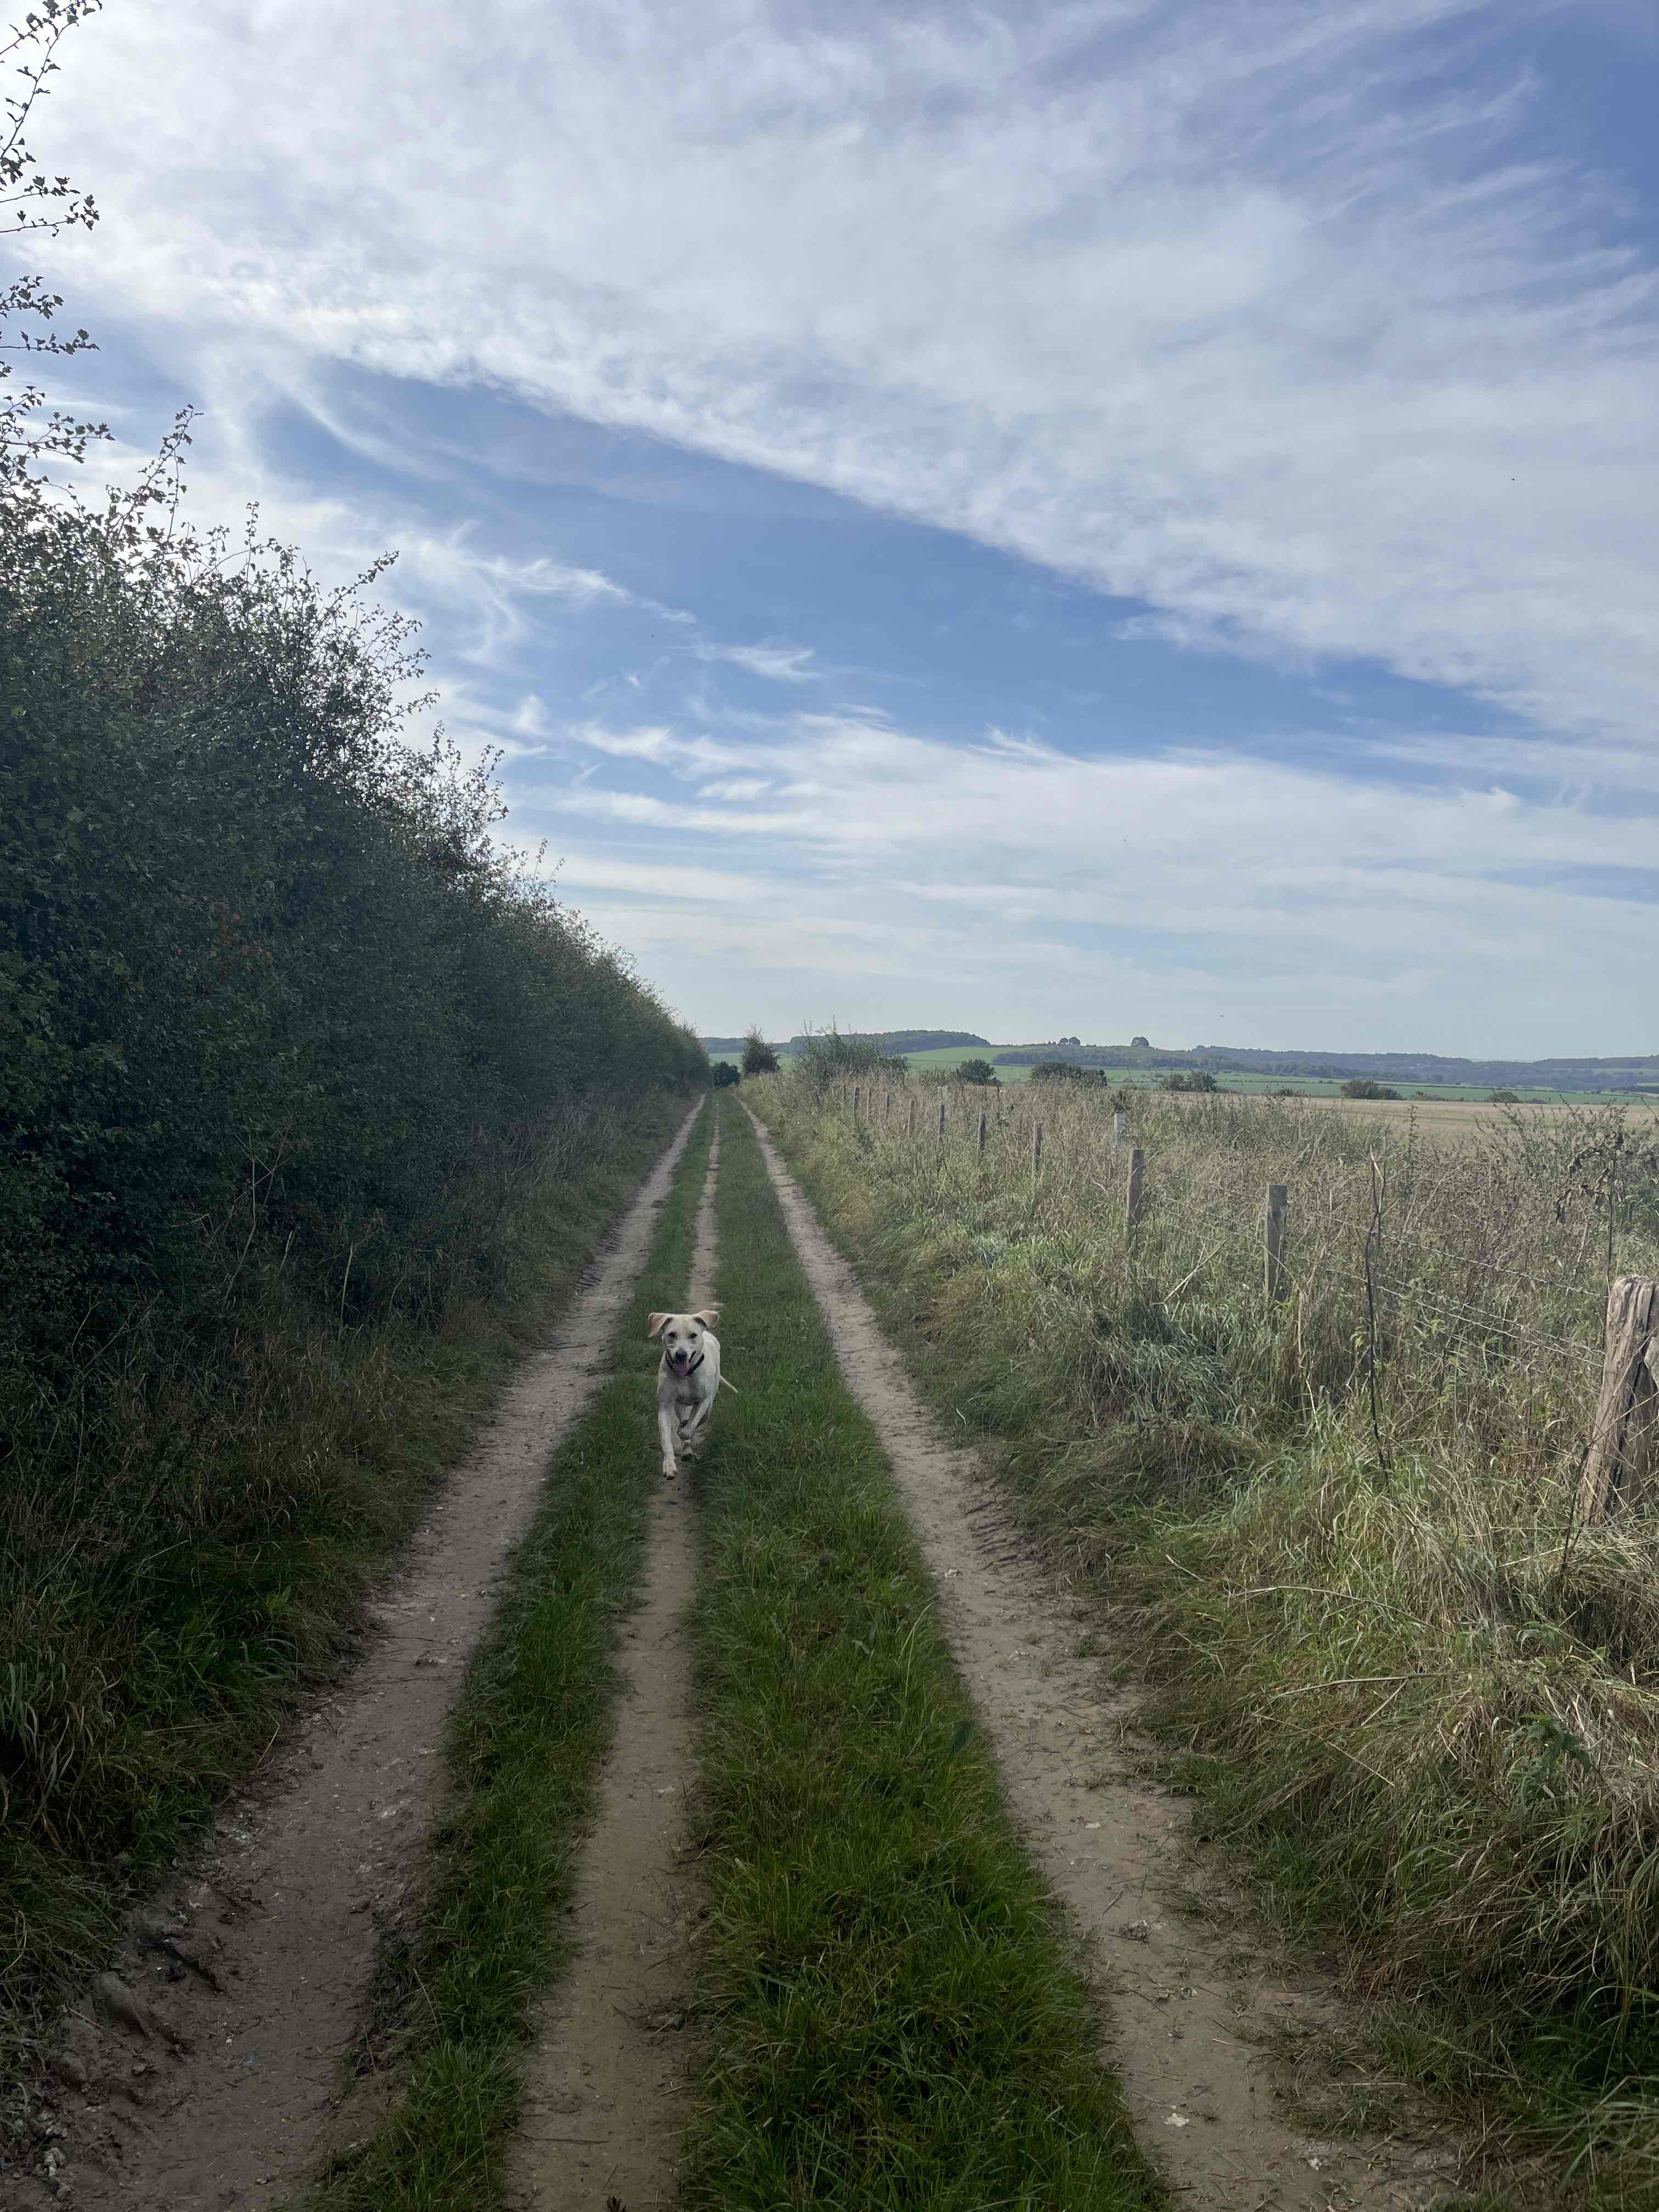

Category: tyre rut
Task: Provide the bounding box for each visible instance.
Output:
[506,1122,719,2211]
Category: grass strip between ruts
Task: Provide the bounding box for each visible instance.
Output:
[683,1097,1160,2210]
[306,1096,713,2212]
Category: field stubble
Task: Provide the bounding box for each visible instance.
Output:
[749,1071,1659,2204]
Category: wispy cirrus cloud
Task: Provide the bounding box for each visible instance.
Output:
[695,640,819,682]
[514,703,1659,1042]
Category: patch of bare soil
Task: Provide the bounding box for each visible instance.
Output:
[744,1106,1466,2212]
[1,1104,703,2212]
[506,1130,720,2211]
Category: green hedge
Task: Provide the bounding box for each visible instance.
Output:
[1,509,704,1367]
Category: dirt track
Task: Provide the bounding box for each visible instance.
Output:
[2,1103,701,2212]
[743,1103,1463,2212]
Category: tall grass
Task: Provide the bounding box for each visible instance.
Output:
[753,1072,1659,2197]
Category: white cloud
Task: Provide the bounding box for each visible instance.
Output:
[507,705,1659,1046]
[31,0,1659,749]
[20,1,1659,1049]
[695,640,819,682]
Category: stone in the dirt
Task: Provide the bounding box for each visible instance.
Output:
[46,2054,88,2091]
[91,1975,151,2039]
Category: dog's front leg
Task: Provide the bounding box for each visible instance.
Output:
[658,1397,680,1480]
[681,1393,713,1447]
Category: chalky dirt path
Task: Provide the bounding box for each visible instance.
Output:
[505,1126,719,2211]
[2,1104,702,2212]
[745,1106,1464,2212]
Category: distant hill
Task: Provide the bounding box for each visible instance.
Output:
[994,1041,1659,1091]
[788,1029,989,1055]
[700,1029,989,1057]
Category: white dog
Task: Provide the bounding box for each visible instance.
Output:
[647,1307,729,1479]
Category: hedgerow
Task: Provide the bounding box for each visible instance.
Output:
[0,3,704,2073]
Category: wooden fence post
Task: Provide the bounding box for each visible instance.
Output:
[884,1091,891,1126]
[1033,1120,1043,1178]
[853,1084,861,1124]
[907,1097,916,1136]
[1265,1183,1289,1302]
[1125,1147,1146,1236]
[1578,1277,1658,1525]
[978,1110,988,1159]
[1113,1110,1126,1153]
[937,1096,946,1142]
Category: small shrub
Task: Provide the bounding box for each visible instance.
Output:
[1340,1076,1400,1099]
[741,1026,780,1076]
[953,1058,999,1085]
[791,1025,907,1086]
[710,1062,742,1088]
[1163,1070,1220,1093]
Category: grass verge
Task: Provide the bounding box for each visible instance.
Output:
[1,1087,694,2098]
[746,1073,1659,2208]
[306,1096,712,2212]
[681,1097,1159,2211]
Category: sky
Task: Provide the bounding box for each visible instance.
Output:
[16,0,1659,1054]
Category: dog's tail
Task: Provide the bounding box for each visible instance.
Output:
[718,1374,740,1395]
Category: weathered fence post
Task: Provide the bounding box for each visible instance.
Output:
[1033,1120,1043,1179]
[937,1096,947,1142]
[1113,1110,1126,1153]
[884,1091,891,1127]
[853,1084,861,1124]
[907,1097,916,1137]
[1265,1183,1289,1302]
[1125,1147,1146,1237]
[1578,1277,1658,1525]
[978,1110,988,1160]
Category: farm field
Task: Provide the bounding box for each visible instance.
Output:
[748,1066,1659,2210]
[706,1042,1650,1104]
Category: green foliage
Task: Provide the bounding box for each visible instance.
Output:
[741,1024,780,1075]
[1341,1077,1400,1099]
[0,500,703,1367]
[791,1024,908,1085]
[1162,1069,1220,1092]
[711,1060,742,1088]
[952,1056,999,1085]
[1030,1059,1124,1097]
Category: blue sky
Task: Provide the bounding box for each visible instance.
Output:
[21,0,1659,1053]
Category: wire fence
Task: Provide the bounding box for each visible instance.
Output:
[812,1076,1658,1492]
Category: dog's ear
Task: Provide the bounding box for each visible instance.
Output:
[646,1312,670,1340]
[691,1306,720,1326]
